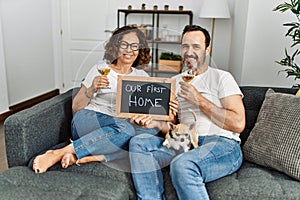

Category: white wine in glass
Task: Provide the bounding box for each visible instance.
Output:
[97,67,110,76]
[182,69,195,83]
[97,61,111,89]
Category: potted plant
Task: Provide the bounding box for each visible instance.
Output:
[273,0,300,89]
[158,52,182,72]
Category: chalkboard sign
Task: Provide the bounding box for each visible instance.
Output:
[116,76,175,121]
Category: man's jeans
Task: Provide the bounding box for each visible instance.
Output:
[129,134,243,200]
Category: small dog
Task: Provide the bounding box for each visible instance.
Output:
[162,109,198,152]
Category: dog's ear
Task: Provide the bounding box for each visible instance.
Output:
[168,122,176,131]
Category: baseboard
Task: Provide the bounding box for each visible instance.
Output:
[0,89,60,123]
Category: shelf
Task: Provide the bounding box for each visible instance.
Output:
[118,9,193,15]
[117,9,193,27]
[147,40,181,44]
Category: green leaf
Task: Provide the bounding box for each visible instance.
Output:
[159,52,181,60]
[273,3,293,12]
[274,0,300,80]
[283,22,299,26]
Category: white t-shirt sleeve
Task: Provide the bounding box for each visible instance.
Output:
[82,64,98,88]
[218,72,243,99]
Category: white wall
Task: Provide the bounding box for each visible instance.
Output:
[231,0,297,87]
[0,0,56,106]
[0,13,9,114]
[229,0,249,84]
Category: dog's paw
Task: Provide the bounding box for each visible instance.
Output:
[183,147,190,152]
[162,140,169,147]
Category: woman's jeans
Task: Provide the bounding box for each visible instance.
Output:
[129,134,243,200]
[71,109,157,162]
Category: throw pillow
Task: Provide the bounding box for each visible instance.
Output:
[243,88,300,180]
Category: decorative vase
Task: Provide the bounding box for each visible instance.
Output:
[141,4,146,10]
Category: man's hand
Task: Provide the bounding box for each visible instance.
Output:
[178,81,200,105]
[177,81,245,133]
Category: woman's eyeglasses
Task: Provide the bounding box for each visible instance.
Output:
[118,41,141,51]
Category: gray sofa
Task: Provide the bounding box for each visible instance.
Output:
[0,86,299,199]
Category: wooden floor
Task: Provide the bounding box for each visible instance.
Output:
[0,122,8,173]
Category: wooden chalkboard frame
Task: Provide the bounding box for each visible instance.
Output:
[116,76,176,121]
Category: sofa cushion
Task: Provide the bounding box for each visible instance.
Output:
[206,161,300,200]
[239,86,298,146]
[0,166,135,200]
[243,88,300,180]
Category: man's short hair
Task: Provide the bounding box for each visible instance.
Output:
[182,25,211,48]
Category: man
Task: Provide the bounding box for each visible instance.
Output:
[129,25,246,200]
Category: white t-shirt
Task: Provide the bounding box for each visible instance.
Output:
[82,64,149,116]
[172,67,243,141]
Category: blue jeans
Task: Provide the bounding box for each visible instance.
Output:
[129,134,243,200]
[71,109,158,162]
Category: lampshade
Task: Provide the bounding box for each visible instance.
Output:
[199,0,231,19]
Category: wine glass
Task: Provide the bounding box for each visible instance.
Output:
[97,61,111,89]
[182,68,195,83]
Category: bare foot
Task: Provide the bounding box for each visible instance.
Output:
[61,153,78,168]
[60,154,105,169]
[77,155,106,164]
[33,144,74,173]
[61,154,105,168]
[33,150,63,173]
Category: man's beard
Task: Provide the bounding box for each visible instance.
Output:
[183,52,206,70]
[183,55,198,71]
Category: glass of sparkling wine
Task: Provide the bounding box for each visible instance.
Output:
[182,68,195,83]
[97,62,111,89]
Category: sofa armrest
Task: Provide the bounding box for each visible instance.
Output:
[4,89,77,167]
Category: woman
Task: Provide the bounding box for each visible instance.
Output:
[33,25,176,173]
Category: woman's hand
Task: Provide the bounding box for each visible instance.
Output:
[130,115,160,129]
[169,99,179,117]
[130,115,171,134]
[91,76,110,92]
